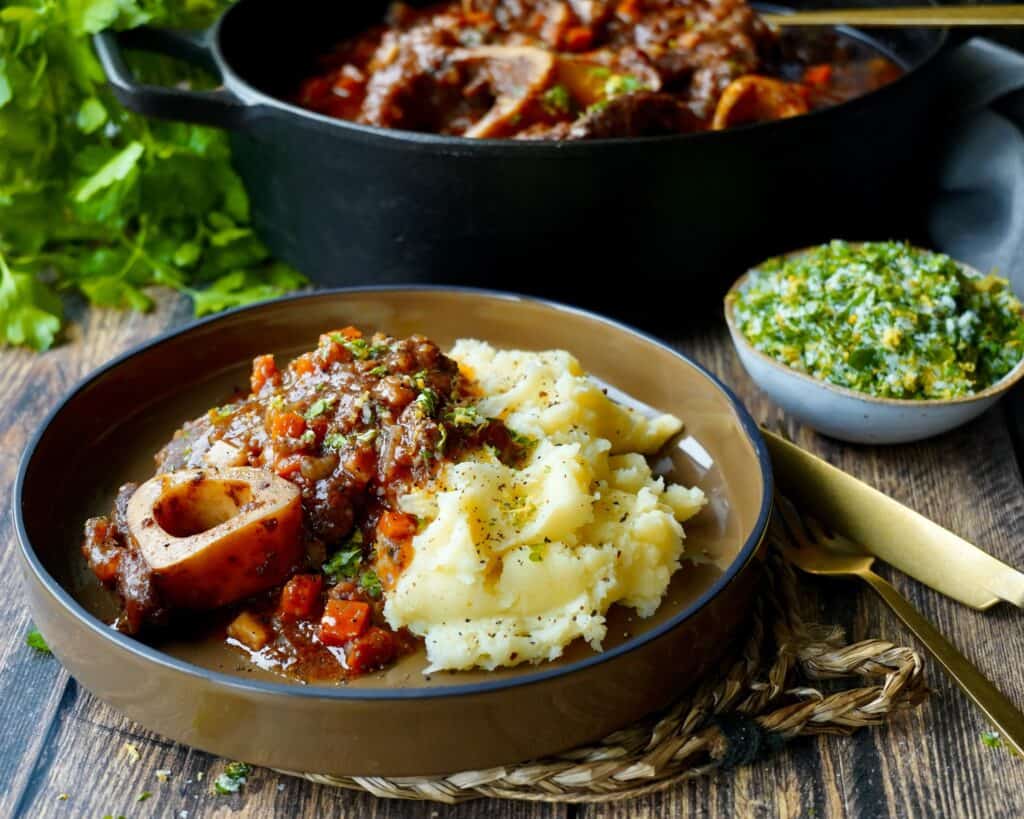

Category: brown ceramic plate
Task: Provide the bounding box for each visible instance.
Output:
[15,288,772,776]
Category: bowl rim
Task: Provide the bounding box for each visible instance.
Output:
[15,285,773,702]
[723,252,1024,409]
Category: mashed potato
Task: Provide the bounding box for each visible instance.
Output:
[384,341,706,672]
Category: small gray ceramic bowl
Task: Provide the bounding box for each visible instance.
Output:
[724,263,1024,445]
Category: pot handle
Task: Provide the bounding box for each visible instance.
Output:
[92,27,251,129]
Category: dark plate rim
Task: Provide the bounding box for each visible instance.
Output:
[14,286,773,701]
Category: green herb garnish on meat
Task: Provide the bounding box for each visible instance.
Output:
[542,84,571,115]
[323,432,350,451]
[305,397,334,419]
[323,533,364,580]
[447,405,484,426]
[416,388,439,417]
[331,336,370,359]
[730,241,1024,399]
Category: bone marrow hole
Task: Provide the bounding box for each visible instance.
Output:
[152,479,254,538]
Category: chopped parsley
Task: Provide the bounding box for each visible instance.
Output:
[981,730,1002,748]
[369,364,389,377]
[508,428,536,450]
[322,534,364,580]
[730,241,1024,399]
[305,397,335,420]
[416,387,439,417]
[528,544,545,562]
[331,334,371,359]
[323,432,350,451]
[360,570,383,599]
[355,429,378,445]
[213,761,252,795]
[137,791,153,802]
[25,628,50,653]
[604,74,646,97]
[299,429,317,447]
[447,405,484,426]
[542,84,572,115]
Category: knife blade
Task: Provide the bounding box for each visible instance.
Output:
[763,428,1024,610]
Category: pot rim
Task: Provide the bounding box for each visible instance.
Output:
[15,286,773,702]
[208,0,950,153]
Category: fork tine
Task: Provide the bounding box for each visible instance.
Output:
[773,492,815,551]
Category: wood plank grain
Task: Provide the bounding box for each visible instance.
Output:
[0,292,190,819]
[4,297,1024,818]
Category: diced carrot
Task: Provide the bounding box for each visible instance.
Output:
[319,599,370,646]
[271,411,306,439]
[251,354,280,394]
[346,626,397,674]
[803,64,832,87]
[275,455,303,479]
[326,326,362,341]
[279,574,324,621]
[616,0,642,22]
[563,26,594,52]
[228,611,272,651]
[291,355,316,376]
[377,510,418,541]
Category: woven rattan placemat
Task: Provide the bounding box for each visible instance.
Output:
[282,528,928,804]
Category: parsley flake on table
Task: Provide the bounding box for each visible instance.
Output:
[25,628,50,653]
[0,0,306,352]
[213,761,252,795]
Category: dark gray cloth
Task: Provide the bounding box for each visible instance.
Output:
[929,39,1024,288]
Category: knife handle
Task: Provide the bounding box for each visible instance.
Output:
[859,569,1024,756]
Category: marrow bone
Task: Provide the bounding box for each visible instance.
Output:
[126,467,303,610]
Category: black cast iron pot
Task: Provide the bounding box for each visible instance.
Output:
[93,0,954,301]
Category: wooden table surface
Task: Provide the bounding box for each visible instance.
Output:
[3,291,1024,819]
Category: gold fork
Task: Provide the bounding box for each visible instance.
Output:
[773,493,1024,757]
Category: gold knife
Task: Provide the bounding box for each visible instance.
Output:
[763,429,1024,610]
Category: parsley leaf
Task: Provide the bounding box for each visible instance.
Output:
[322,532,364,580]
[0,252,62,351]
[0,1,306,351]
[416,388,438,417]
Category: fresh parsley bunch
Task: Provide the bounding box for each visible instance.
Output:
[0,0,305,351]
